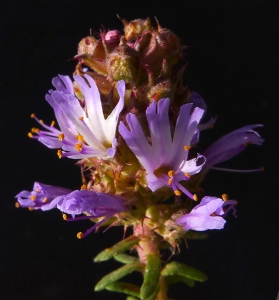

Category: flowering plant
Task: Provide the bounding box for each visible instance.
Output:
[15,17,263,299]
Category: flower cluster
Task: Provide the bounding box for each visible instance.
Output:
[15,17,264,299]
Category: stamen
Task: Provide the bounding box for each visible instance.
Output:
[75,143,83,152]
[80,184,87,190]
[28,132,33,138]
[168,178,173,185]
[50,121,55,127]
[244,141,252,147]
[79,116,84,121]
[35,188,40,193]
[15,202,20,208]
[174,190,181,196]
[168,170,175,177]
[184,145,191,151]
[222,194,229,201]
[211,167,264,173]
[42,197,48,203]
[184,173,191,178]
[62,213,68,220]
[58,133,65,141]
[77,232,83,239]
[76,134,84,142]
[39,119,44,124]
[30,113,35,118]
[28,207,34,211]
[30,195,36,201]
[57,149,62,159]
[193,194,198,201]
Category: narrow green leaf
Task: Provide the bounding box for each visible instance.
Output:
[140,254,161,299]
[105,281,140,297]
[161,261,208,282]
[164,274,195,288]
[94,236,140,262]
[114,253,139,264]
[126,297,139,300]
[94,262,143,291]
[145,285,160,300]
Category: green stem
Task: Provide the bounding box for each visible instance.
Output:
[157,275,168,300]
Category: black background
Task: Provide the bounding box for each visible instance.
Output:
[1,0,278,299]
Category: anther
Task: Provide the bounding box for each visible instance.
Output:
[39,119,44,124]
[42,197,47,203]
[75,143,83,152]
[77,232,84,239]
[184,145,191,151]
[35,188,40,193]
[261,166,265,171]
[15,202,20,208]
[79,116,84,121]
[30,113,35,118]
[28,207,34,211]
[58,133,64,141]
[184,173,191,178]
[57,149,62,159]
[222,194,229,201]
[168,178,173,185]
[77,134,84,142]
[244,141,252,147]
[168,170,175,177]
[81,184,87,190]
[30,195,36,201]
[62,213,68,220]
[193,194,198,201]
[50,121,55,127]
[28,132,33,138]
[174,190,181,196]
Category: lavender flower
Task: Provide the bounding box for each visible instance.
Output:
[29,74,125,159]
[54,190,127,238]
[203,125,264,171]
[15,182,72,210]
[119,98,206,199]
[177,196,237,231]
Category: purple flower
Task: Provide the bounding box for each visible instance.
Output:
[202,125,264,171]
[15,182,72,210]
[119,98,206,199]
[54,190,127,238]
[29,74,125,159]
[176,196,237,231]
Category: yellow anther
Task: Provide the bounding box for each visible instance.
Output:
[15,202,20,208]
[30,195,36,201]
[75,143,83,152]
[39,119,44,124]
[168,170,175,177]
[62,213,68,220]
[77,232,84,239]
[57,149,62,159]
[261,166,265,171]
[31,127,40,133]
[42,197,47,203]
[35,188,40,193]
[50,120,55,127]
[222,194,229,201]
[30,113,35,118]
[184,145,191,151]
[81,184,87,190]
[168,178,173,185]
[244,141,252,147]
[184,173,191,178]
[193,194,198,201]
[58,133,65,141]
[28,207,34,211]
[28,132,33,138]
[174,190,181,196]
[76,134,84,142]
[79,116,84,121]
